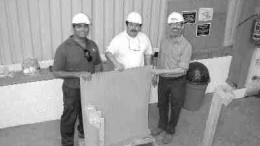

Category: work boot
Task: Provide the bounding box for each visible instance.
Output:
[162,133,173,144]
[151,127,164,136]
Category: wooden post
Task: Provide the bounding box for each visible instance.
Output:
[202,85,235,146]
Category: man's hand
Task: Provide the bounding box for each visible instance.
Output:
[77,72,92,81]
[105,51,124,71]
[114,62,125,71]
[152,75,158,87]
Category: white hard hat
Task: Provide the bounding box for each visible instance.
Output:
[167,12,184,24]
[72,13,91,24]
[126,12,142,24]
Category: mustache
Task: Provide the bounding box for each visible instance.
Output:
[130,29,138,32]
[171,27,180,31]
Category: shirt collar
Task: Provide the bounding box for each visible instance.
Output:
[124,30,140,39]
[69,35,89,45]
[166,35,183,44]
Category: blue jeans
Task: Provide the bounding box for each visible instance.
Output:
[157,76,186,134]
[60,84,84,146]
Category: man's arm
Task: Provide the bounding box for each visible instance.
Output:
[144,54,152,66]
[153,68,185,76]
[105,51,124,71]
[53,71,92,81]
[53,71,80,79]
[52,46,91,79]
[53,70,92,81]
[53,71,90,79]
[95,64,103,72]
[178,42,192,73]
[93,47,103,72]
[144,35,153,66]
[155,39,188,76]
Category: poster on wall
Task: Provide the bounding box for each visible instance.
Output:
[198,8,213,21]
[182,10,197,24]
[196,23,211,37]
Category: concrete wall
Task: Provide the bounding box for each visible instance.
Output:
[0,56,236,129]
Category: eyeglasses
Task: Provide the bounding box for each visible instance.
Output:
[83,49,92,62]
[128,37,141,51]
[128,22,141,28]
[169,22,183,28]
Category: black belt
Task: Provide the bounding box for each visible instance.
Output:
[160,75,186,80]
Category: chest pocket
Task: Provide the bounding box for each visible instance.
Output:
[162,43,182,61]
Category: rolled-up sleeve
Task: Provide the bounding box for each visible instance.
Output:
[179,43,192,71]
[53,46,66,71]
[144,37,153,55]
[156,42,163,69]
[106,37,119,55]
[93,46,101,65]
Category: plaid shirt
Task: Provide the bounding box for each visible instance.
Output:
[157,35,192,77]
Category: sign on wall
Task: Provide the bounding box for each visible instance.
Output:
[182,10,197,24]
[198,8,214,21]
[196,23,211,37]
[167,0,229,58]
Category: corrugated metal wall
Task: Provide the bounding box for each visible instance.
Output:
[0,0,167,65]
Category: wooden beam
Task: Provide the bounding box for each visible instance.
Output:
[202,85,235,146]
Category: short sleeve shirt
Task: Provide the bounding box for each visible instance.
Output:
[53,36,101,88]
[106,31,153,69]
[157,36,192,77]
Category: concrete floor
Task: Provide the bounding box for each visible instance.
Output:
[1,94,260,146]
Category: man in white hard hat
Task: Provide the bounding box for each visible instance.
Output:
[151,11,192,144]
[53,13,102,146]
[105,12,153,71]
